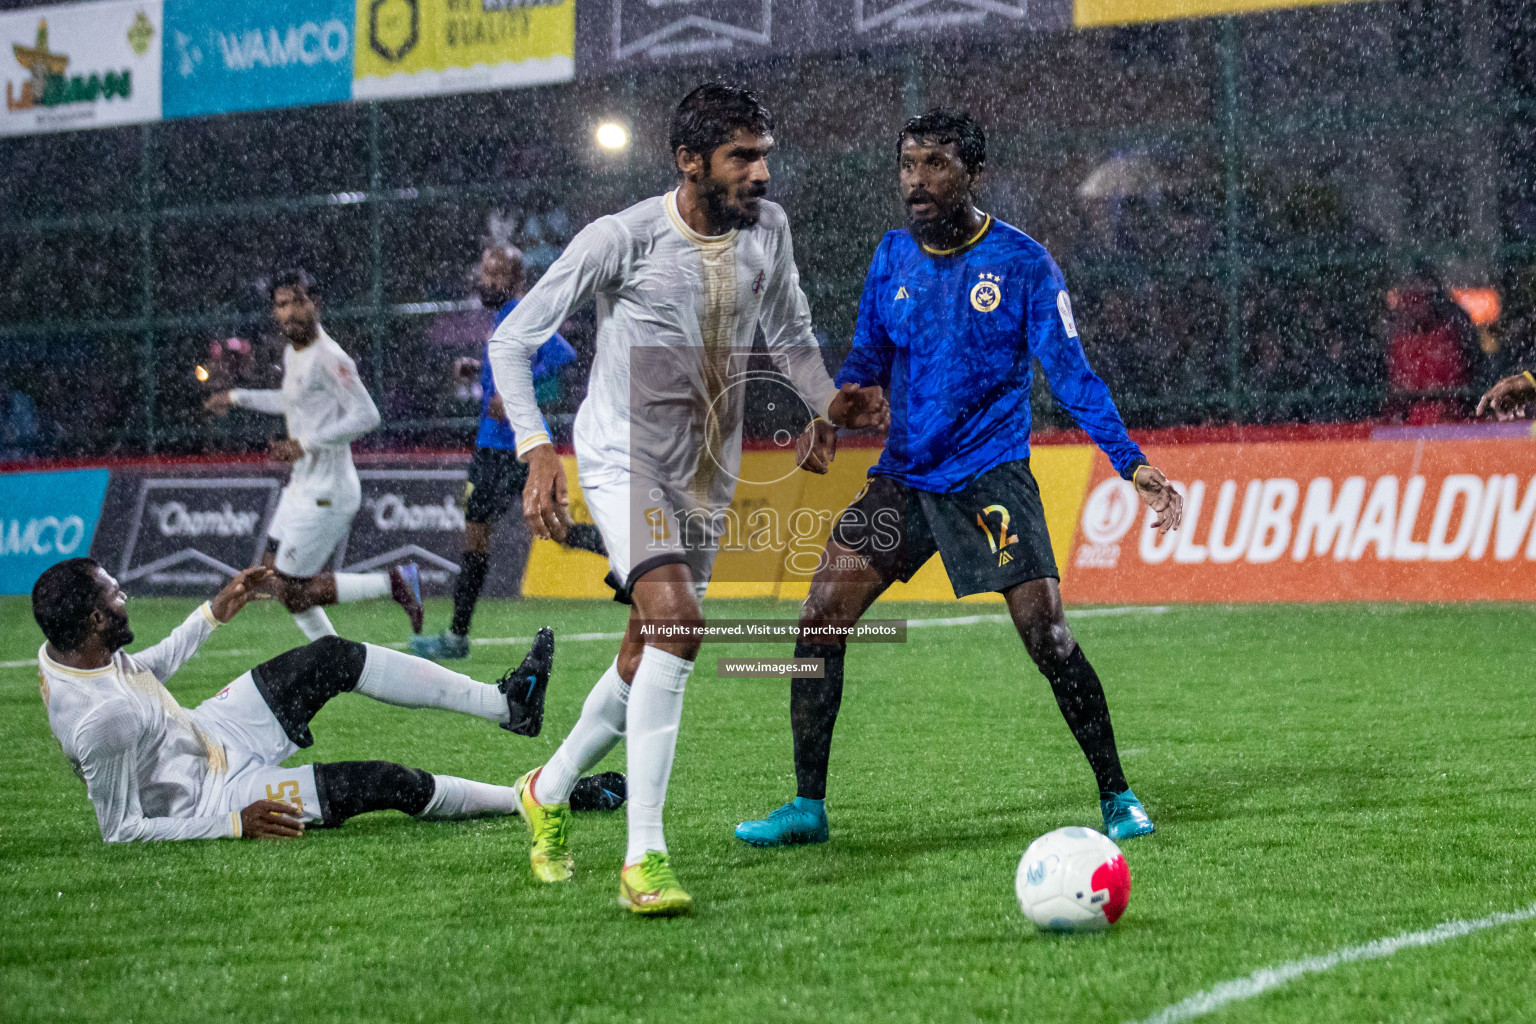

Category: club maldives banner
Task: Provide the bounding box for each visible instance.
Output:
[0,469,111,594]
[1065,439,1536,604]
[162,0,355,119]
[351,0,575,101]
[1,0,162,137]
[521,438,1536,605]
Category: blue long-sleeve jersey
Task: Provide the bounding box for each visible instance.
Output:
[835,217,1146,493]
[476,297,576,451]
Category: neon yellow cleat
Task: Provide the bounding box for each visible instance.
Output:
[515,767,573,883]
[619,851,693,917]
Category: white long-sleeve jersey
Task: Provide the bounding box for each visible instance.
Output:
[229,326,380,501]
[488,191,839,511]
[38,604,242,843]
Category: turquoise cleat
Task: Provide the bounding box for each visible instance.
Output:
[1101,789,1155,841]
[734,798,830,847]
[408,631,470,660]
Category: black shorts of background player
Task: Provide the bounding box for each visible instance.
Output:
[411,244,605,661]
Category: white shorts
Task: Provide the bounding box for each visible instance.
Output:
[195,672,322,823]
[267,486,358,577]
[579,459,716,604]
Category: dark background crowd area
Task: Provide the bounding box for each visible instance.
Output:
[4,0,1536,462]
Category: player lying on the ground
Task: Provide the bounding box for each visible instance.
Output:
[488,84,888,915]
[31,558,623,843]
[1477,370,1536,420]
[735,109,1184,850]
[204,268,424,643]
[411,243,606,661]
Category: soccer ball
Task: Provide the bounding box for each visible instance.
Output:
[1015,826,1131,933]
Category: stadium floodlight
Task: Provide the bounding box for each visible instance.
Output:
[595,122,630,152]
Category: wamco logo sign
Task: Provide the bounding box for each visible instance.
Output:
[0,515,87,557]
[173,19,350,78]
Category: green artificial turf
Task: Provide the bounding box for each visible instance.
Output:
[2,595,1534,1023]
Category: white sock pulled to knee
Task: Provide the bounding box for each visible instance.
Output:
[624,647,693,864]
[418,775,520,819]
[292,606,337,640]
[534,658,629,806]
[334,572,390,604]
[355,643,507,723]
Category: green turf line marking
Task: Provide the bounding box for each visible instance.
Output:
[1126,902,1536,1024]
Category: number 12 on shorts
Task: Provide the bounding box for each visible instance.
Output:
[976,504,1019,567]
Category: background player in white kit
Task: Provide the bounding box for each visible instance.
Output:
[31,557,626,844]
[206,269,423,641]
[490,84,888,915]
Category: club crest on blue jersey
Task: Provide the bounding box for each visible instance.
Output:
[970,272,1002,313]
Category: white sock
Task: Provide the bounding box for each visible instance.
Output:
[534,658,629,805]
[354,643,508,723]
[293,607,336,640]
[335,572,390,603]
[624,647,693,864]
[419,775,520,820]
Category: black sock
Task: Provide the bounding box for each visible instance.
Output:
[249,636,368,749]
[449,551,490,637]
[313,761,436,827]
[1039,646,1129,799]
[564,523,607,556]
[791,642,845,801]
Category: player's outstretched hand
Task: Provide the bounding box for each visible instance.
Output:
[797,419,838,474]
[240,799,304,840]
[523,444,573,542]
[1134,465,1184,538]
[204,392,233,416]
[210,566,276,623]
[827,382,890,435]
[268,439,305,463]
[1477,372,1536,421]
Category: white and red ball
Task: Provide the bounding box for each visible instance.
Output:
[1015,826,1131,933]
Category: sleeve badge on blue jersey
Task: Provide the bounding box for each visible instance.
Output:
[1057,290,1079,337]
[970,273,1002,313]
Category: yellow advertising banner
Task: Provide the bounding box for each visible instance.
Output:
[353,0,573,100]
[522,446,1097,604]
[1074,0,1377,28]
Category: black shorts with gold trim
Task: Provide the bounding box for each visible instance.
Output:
[831,459,1057,598]
[463,446,528,525]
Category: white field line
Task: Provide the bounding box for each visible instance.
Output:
[1,606,1172,667]
[1126,903,1536,1024]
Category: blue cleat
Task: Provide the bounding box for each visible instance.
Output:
[1101,789,1155,841]
[390,562,424,633]
[735,797,830,847]
[409,631,470,660]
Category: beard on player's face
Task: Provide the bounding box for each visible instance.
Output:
[99,604,134,652]
[479,283,514,309]
[699,165,767,231]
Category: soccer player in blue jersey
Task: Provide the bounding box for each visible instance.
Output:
[410,244,605,660]
[736,109,1185,848]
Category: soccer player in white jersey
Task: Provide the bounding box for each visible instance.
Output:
[489,84,888,915]
[31,557,624,843]
[206,269,423,641]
